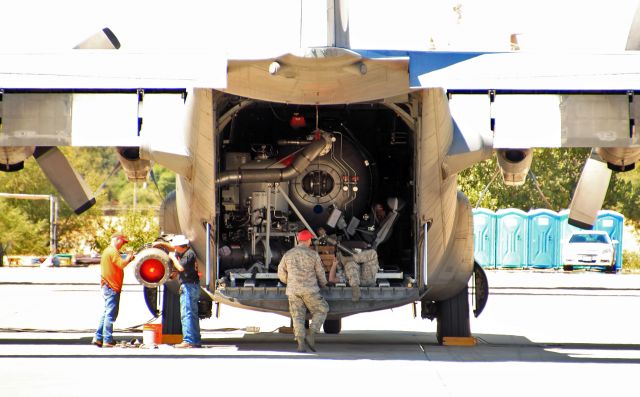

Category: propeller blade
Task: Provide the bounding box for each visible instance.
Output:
[568,150,612,229]
[33,147,95,215]
[73,27,121,49]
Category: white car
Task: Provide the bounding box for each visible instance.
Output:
[562,230,616,271]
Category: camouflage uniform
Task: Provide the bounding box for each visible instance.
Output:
[353,250,379,287]
[278,245,329,339]
[338,249,380,287]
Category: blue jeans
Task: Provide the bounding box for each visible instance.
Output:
[95,285,120,343]
[179,283,201,345]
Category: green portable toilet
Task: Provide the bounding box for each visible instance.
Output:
[473,208,496,268]
[595,210,624,272]
[527,209,561,268]
[496,208,528,268]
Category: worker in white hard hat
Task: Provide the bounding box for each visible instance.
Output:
[168,235,201,348]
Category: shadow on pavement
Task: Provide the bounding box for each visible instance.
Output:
[1,331,639,364]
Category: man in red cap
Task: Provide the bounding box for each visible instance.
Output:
[93,234,135,347]
[277,229,329,352]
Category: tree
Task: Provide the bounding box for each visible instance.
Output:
[458,148,640,228]
[0,200,48,256]
[0,147,175,254]
[89,209,159,254]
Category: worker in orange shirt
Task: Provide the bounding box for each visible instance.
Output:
[92,234,135,347]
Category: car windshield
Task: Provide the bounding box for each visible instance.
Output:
[569,234,608,244]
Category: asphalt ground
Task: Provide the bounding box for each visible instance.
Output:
[1,265,639,397]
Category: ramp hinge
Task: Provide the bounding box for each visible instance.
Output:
[0,89,3,134]
[137,88,144,136]
[488,90,496,133]
[628,90,635,139]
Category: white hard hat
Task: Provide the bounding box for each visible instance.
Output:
[170,235,190,247]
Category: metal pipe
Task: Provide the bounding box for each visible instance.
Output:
[216,135,332,186]
[274,185,355,255]
[422,221,429,286]
[276,140,312,146]
[276,185,316,238]
[265,185,273,266]
[324,236,356,256]
[0,192,51,200]
[49,197,56,255]
[205,222,211,288]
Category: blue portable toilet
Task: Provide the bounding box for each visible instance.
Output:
[595,210,624,271]
[473,208,496,269]
[527,209,561,268]
[495,208,528,268]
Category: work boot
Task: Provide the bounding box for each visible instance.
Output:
[304,330,317,352]
[295,337,307,352]
[352,285,361,302]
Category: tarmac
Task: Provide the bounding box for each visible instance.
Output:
[1,265,640,396]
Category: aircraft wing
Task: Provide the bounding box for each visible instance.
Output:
[0,51,226,89]
[356,49,640,229]
[0,50,226,214]
[0,51,227,148]
[358,50,640,149]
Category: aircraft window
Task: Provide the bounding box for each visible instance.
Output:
[569,235,586,243]
[569,234,608,244]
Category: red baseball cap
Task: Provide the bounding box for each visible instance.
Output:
[297,229,313,241]
[112,234,129,243]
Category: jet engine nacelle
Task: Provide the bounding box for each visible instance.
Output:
[496,148,533,186]
[0,147,35,171]
[117,147,151,182]
[595,147,640,172]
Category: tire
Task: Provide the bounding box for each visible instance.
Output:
[563,265,574,272]
[436,285,470,344]
[323,319,342,334]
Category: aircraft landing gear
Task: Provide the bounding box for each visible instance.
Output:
[323,319,342,334]
[435,285,471,344]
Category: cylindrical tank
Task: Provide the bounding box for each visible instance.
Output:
[218,239,288,272]
[287,136,372,231]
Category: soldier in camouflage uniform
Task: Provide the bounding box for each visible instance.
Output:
[278,229,329,352]
[329,249,379,301]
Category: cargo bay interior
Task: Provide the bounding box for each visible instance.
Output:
[215,98,415,287]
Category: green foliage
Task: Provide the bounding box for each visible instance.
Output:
[0,147,174,255]
[458,148,589,211]
[458,148,640,229]
[622,250,640,273]
[0,201,49,255]
[90,210,159,253]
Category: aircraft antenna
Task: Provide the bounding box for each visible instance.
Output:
[94,162,122,197]
[148,169,165,201]
[528,170,554,210]
[475,168,500,208]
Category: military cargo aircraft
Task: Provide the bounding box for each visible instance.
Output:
[3,1,640,343]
